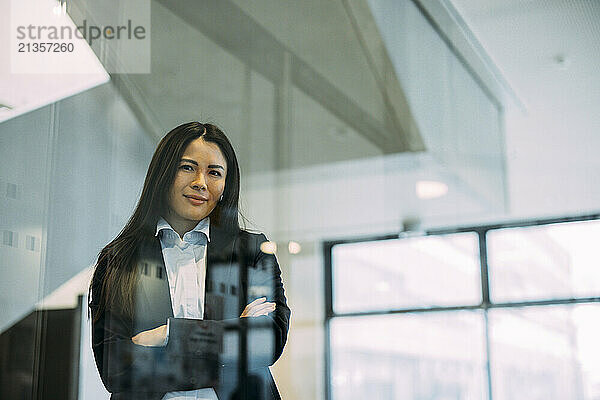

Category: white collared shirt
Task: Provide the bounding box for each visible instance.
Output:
[155,216,218,400]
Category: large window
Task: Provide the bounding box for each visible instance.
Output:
[325,215,600,400]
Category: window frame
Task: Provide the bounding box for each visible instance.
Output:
[324,213,600,400]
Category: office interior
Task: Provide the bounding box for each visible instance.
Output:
[1,0,599,399]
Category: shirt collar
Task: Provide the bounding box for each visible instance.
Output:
[155,216,211,242]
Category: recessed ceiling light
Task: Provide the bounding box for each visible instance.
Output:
[260,241,277,254]
[416,180,448,199]
[376,281,390,292]
[288,241,301,254]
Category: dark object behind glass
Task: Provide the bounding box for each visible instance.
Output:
[0,298,82,400]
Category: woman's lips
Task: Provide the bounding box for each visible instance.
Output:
[185,195,207,205]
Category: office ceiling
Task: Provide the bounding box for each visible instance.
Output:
[447,0,600,216]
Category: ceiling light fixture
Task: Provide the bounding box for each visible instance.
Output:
[260,241,277,254]
[288,241,301,254]
[416,180,448,199]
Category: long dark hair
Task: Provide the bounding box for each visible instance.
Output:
[89,122,241,321]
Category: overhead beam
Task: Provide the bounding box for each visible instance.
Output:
[413,0,525,113]
[341,0,425,152]
[155,0,423,153]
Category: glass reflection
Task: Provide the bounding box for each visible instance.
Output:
[330,312,488,400]
[488,220,600,302]
[333,233,481,313]
[488,304,600,400]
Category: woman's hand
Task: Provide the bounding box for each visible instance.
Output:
[130,298,274,346]
[131,324,168,347]
[240,297,276,318]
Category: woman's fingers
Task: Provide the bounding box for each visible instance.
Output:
[240,297,266,317]
[247,302,276,317]
[240,300,276,317]
[247,297,267,307]
[131,324,167,346]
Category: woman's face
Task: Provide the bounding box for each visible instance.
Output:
[166,137,227,234]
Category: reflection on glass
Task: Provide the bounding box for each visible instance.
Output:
[330,312,488,400]
[488,220,600,302]
[332,233,481,313]
[489,304,600,400]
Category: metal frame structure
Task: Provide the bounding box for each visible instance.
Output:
[324,212,600,400]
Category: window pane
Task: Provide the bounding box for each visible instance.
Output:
[487,220,600,302]
[330,312,488,400]
[489,304,600,400]
[332,233,481,313]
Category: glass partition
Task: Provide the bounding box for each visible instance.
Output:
[328,218,600,400]
[488,220,600,302]
[489,304,600,400]
[330,312,488,400]
[332,233,481,313]
[3,0,510,399]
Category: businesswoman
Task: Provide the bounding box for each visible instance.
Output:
[89,122,291,400]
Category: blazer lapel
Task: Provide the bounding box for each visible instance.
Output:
[134,224,239,327]
[205,224,238,320]
[206,225,237,285]
[133,234,174,332]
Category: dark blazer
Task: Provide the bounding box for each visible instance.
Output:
[89,225,291,400]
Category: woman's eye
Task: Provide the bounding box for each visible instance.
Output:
[180,165,193,171]
[209,170,222,177]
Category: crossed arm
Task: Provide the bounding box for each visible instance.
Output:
[131,297,276,346]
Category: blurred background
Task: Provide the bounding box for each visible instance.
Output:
[1,0,599,399]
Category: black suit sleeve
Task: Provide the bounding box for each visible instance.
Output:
[253,233,291,365]
[90,260,219,394]
[227,232,291,370]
